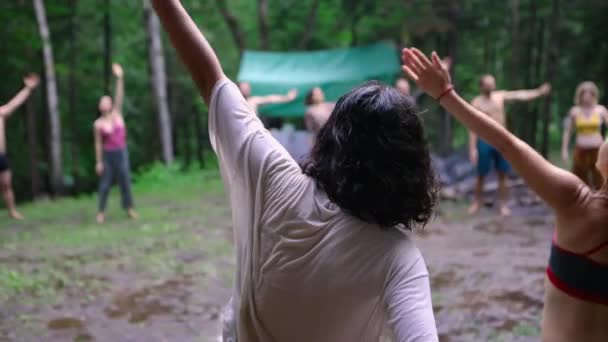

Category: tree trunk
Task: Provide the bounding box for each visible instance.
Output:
[33,0,63,194]
[298,0,320,49]
[68,0,80,194]
[257,0,270,49]
[215,0,247,53]
[520,0,536,143]
[144,0,174,165]
[25,97,40,198]
[104,0,112,94]
[439,0,460,155]
[531,19,545,148]
[541,0,560,158]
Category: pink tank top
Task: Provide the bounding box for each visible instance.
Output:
[101,119,127,151]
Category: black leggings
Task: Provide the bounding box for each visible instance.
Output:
[98,148,134,212]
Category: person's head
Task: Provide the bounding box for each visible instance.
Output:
[305,87,325,106]
[479,74,496,95]
[239,82,252,98]
[597,141,608,183]
[574,81,599,107]
[395,77,411,95]
[98,95,113,116]
[301,81,438,230]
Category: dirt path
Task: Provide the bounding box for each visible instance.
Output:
[418,202,552,341]
[1,187,553,342]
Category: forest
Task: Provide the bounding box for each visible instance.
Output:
[2,0,607,201]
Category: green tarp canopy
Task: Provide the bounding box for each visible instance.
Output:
[237,42,401,118]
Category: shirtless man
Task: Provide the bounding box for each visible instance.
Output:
[238,82,297,113]
[469,74,551,216]
[304,87,335,145]
[0,74,40,220]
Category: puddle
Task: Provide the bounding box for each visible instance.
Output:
[105,275,194,323]
[47,317,84,330]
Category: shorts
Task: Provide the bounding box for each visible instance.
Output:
[0,154,9,173]
[477,139,510,177]
[572,147,602,189]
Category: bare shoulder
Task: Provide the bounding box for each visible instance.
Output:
[492,90,508,102]
[568,106,579,117]
[470,96,482,105]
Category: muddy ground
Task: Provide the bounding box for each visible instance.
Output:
[1,180,552,342]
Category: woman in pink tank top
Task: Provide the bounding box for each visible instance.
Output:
[93,63,137,224]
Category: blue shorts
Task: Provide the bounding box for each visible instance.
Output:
[477,140,510,176]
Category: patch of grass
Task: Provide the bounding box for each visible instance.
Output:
[0,161,233,302]
[512,322,540,337]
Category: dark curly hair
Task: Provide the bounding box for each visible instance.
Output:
[301,81,438,230]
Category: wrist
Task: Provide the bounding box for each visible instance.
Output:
[438,86,456,105]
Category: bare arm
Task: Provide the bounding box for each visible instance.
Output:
[0,74,39,118]
[502,83,550,102]
[468,98,480,165]
[249,89,298,107]
[561,110,575,163]
[94,124,104,175]
[402,48,583,211]
[112,64,125,115]
[151,0,224,104]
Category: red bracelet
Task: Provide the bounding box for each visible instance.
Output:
[436,86,454,102]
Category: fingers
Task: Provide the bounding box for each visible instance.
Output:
[411,48,432,68]
[404,49,426,74]
[402,65,419,82]
[431,52,443,68]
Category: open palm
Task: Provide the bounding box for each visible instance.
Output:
[401,48,451,99]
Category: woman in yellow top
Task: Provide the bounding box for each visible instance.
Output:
[562,81,608,189]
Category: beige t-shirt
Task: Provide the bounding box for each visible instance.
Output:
[209,79,437,342]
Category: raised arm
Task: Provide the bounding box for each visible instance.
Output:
[0,74,39,117]
[112,63,124,114]
[501,83,551,102]
[249,89,298,107]
[402,48,584,211]
[151,0,224,104]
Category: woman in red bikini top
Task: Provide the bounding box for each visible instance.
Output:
[402,48,608,342]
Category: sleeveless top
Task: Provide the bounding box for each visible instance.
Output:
[575,109,602,137]
[101,118,127,151]
[547,233,608,305]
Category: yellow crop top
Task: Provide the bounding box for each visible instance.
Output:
[575,110,602,136]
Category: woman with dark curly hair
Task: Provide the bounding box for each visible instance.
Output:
[152,1,439,341]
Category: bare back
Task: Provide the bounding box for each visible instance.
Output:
[542,192,608,342]
[471,92,508,126]
[305,103,334,134]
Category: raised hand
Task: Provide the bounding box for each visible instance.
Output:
[287,89,298,101]
[112,63,124,78]
[401,48,451,99]
[24,73,40,90]
[539,83,551,96]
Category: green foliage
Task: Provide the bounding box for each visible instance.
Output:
[1,0,607,201]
